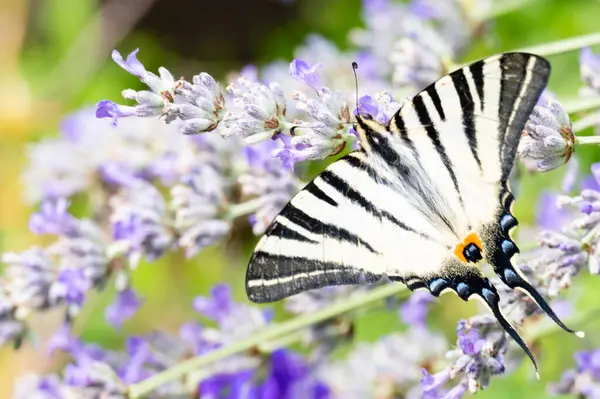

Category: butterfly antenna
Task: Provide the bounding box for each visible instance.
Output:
[352,61,359,115]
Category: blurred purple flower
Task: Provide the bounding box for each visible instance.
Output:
[536,192,572,231]
[549,348,600,397]
[290,59,323,90]
[239,140,300,235]
[29,198,76,236]
[51,268,91,308]
[400,290,435,329]
[581,47,600,93]
[105,288,142,328]
[193,284,233,321]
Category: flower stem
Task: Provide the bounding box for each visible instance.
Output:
[515,32,600,58]
[575,135,600,146]
[471,0,536,22]
[563,97,600,114]
[573,112,600,133]
[224,198,264,221]
[127,283,408,398]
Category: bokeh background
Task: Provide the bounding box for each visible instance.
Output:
[2,0,600,397]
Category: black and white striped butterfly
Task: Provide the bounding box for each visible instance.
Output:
[245,52,582,371]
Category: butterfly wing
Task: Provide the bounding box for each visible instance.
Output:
[246,52,579,369]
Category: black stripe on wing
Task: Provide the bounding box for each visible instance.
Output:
[266,221,318,244]
[304,180,338,207]
[284,204,379,254]
[497,53,550,182]
[450,69,482,170]
[246,251,380,302]
[412,95,463,203]
[318,170,433,240]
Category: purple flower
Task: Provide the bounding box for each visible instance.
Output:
[549,349,600,397]
[105,288,142,328]
[400,290,435,328]
[536,192,573,231]
[111,49,174,94]
[110,181,174,266]
[239,140,300,235]
[29,198,76,236]
[457,328,486,356]
[581,47,600,93]
[193,284,233,321]
[95,100,137,126]
[48,323,75,355]
[289,59,323,89]
[518,96,574,172]
[50,268,91,308]
[221,76,288,144]
[170,166,230,258]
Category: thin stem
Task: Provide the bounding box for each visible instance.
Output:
[563,97,600,114]
[127,283,408,398]
[471,0,537,22]
[575,135,600,146]
[224,198,265,221]
[573,112,600,133]
[515,32,600,58]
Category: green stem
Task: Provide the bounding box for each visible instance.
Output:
[563,97,600,114]
[127,284,408,398]
[515,32,600,58]
[224,198,265,221]
[573,112,600,133]
[575,135,600,146]
[471,0,537,22]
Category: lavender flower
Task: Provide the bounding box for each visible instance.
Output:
[169,72,226,134]
[109,181,174,268]
[277,86,354,165]
[290,59,323,90]
[356,92,404,124]
[105,288,143,328]
[549,349,600,397]
[221,76,289,144]
[422,319,507,397]
[581,47,600,94]
[518,96,574,172]
[170,165,230,258]
[322,329,447,397]
[96,49,175,125]
[238,140,301,235]
[400,291,435,329]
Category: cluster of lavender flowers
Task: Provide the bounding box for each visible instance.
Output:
[5,0,600,397]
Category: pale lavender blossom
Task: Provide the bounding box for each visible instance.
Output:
[96,49,175,125]
[581,47,600,94]
[169,72,226,134]
[109,181,175,268]
[549,349,600,397]
[170,165,230,258]
[518,97,574,172]
[290,59,323,90]
[105,288,142,328]
[400,290,435,329]
[221,76,289,144]
[238,140,301,235]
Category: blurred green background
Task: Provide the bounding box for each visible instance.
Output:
[1,0,600,397]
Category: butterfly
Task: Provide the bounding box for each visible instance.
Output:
[245,52,582,373]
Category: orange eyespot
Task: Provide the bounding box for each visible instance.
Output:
[454,232,484,263]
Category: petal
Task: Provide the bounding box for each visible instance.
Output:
[112,48,146,77]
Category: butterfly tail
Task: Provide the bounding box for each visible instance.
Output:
[477,285,539,378]
[488,236,585,338]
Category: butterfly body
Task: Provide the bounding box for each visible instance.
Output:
[245,52,581,370]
